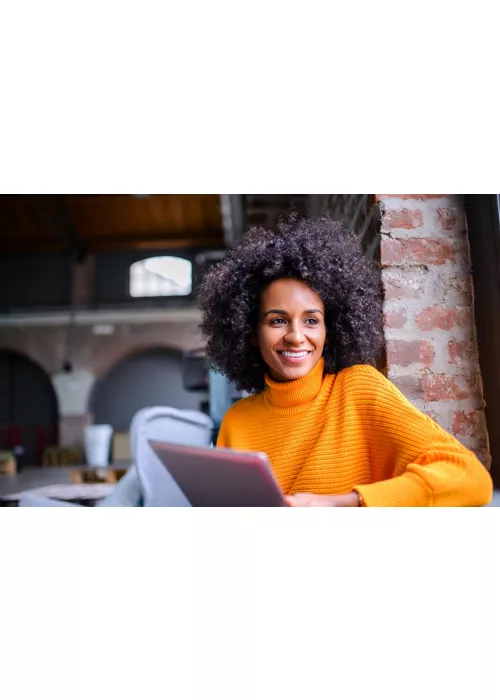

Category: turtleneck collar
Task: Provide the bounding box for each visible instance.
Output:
[264,357,326,408]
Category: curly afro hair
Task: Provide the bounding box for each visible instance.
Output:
[197,215,384,393]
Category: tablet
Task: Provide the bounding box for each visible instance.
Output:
[148,440,286,507]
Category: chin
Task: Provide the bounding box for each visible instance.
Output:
[279,364,314,380]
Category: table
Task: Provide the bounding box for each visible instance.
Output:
[0,483,115,507]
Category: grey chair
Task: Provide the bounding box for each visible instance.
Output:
[132,406,214,507]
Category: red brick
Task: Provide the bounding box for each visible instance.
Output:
[416,306,455,331]
[423,374,474,402]
[420,341,435,367]
[416,306,472,333]
[437,207,464,232]
[452,410,481,437]
[381,237,455,267]
[449,340,476,365]
[386,340,434,367]
[383,208,424,230]
[386,340,420,366]
[452,307,472,329]
[384,309,407,329]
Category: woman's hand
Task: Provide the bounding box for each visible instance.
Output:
[285,492,361,507]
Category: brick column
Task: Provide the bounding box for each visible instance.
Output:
[376,195,490,466]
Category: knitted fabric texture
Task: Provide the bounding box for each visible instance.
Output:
[217,359,492,506]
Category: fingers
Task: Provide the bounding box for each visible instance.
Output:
[285,492,315,506]
[285,492,338,506]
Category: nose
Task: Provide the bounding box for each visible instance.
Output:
[284,323,305,345]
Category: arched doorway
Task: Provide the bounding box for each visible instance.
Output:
[0,350,59,466]
[89,347,208,431]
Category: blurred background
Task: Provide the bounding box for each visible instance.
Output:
[0,194,498,504]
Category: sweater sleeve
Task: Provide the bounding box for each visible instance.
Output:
[351,367,493,507]
[216,413,230,448]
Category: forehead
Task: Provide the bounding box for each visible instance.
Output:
[260,279,324,310]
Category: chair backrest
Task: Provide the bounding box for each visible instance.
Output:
[132,407,214,507]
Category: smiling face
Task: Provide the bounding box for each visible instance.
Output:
[257,278,327,382]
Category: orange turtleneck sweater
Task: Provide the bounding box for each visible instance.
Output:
[216,359,493,506]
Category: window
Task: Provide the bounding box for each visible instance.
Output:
[129,256,192,297]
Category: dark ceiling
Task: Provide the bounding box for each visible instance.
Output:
[0,194,225,255]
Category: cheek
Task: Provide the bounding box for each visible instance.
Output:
[257,326,278,359]
[311,327,327,352]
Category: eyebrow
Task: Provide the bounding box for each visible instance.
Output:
[263,308,324,318]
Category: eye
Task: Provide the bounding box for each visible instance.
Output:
[270,318,286,325]
[305,318,319,325]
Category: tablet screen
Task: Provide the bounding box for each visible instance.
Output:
[149,440,286,507]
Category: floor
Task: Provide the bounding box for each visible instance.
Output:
[1,468,500,505]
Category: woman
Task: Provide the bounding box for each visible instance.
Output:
[197,216,493,506]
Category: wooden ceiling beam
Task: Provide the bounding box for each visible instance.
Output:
[0,232,225,254]
[76,227,224,251]
[85,236,224,252]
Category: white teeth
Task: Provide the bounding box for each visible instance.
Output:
[280,351,309,358]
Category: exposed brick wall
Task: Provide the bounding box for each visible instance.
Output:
[0,321,204,379]
[1,320,205,448]
[377,195,490,466]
